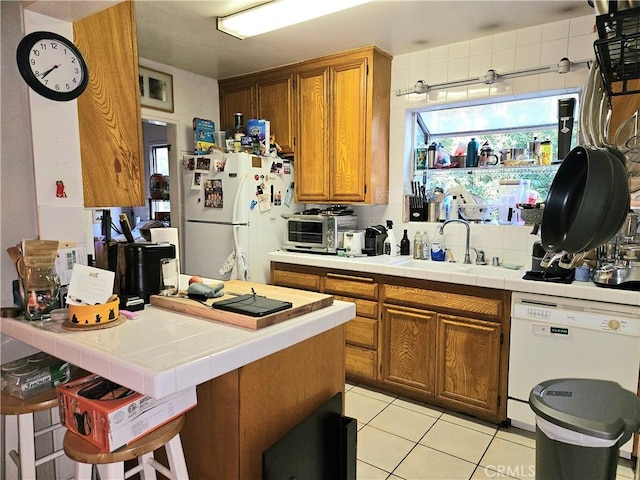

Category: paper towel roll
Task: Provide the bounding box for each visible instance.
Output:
[150,228,180,275]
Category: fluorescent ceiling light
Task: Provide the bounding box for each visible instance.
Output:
[217,0,371,39]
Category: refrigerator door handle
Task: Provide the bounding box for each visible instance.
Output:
[232,173,249,255]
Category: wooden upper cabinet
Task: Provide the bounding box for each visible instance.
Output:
[219,80,256,133]
[295,47,391,204]
[329,58,368,203]
[257,73,294,156]
[295,66,331,202]
[74,1,144,207]
[219,46,391,205]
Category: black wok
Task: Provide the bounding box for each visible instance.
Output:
[541,146,614,253]
[581,147,630,250]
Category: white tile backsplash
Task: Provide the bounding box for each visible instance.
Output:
[492,31,517,50]
[516,26,543,47]
[447,57,470,82]
[429,45,449,64]
[540,39,569,65]
[470,36,493,56]
[491,48,516,73]
[449,41,471,60]
[569,15,596,37]
[568,33,597,61]
[427,61,448,85]
[515,43,542,70]
[542,20,571,42]
[469,53,492,77]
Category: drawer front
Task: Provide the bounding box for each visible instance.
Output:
[272,269,321,291]
[334,296,378,319]
[383,284,502,319]
[345,317,378,349]
[346,345,377,379]
[325,273,378,300]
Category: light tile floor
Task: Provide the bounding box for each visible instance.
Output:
[346,383,637,480]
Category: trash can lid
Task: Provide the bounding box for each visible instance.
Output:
[529,378,640,441]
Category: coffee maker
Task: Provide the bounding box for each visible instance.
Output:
[363,225,387,256]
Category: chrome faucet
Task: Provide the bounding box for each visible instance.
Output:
[439,219,472,264]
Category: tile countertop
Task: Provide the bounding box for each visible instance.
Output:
[0,298,355,399]
[268,251,640,307]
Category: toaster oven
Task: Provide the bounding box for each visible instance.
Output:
[282,214,357,254]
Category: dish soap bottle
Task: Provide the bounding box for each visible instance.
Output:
[400,229,410,255]
[421,231,430,260]
[431,230,446,261]
[384,220,397,256]
[413,231,423,259]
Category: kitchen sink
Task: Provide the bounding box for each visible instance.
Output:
[392,258,520,276]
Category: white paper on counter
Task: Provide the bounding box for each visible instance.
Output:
[67,264,114,305]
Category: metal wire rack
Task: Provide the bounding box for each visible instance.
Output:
[594,7,640,96]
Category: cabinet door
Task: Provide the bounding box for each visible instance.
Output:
[294,67,330,202]
[381,304,436,395]
[257,74,294,156]
[329,58,368,202]
[74,1,144,207]
[436,314,501,417]
[219,81,256,133]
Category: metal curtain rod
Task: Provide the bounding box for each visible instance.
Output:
[396,58,592,96]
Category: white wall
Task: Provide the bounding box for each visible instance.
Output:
[353,15,596,267]
[138,58,219,262]
[0,2,39,308]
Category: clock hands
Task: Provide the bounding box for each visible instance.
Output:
[40,64,61,79]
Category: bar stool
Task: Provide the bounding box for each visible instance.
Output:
[2,388,67,479]
[63,414,189,480]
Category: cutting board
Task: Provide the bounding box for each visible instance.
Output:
[149,280,334,330]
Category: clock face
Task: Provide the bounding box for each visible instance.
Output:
[16,31,89,101]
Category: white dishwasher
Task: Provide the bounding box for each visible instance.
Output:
[508,291,640,457]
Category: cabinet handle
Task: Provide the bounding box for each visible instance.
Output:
[326,273,375,283]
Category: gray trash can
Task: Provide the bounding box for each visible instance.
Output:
[530,378,640,480]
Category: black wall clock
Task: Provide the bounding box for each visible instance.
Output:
[16,31,89,101]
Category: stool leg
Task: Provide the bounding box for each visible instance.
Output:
[4,414,19,480]
[97,462,125,480]
[164,434,188,480]
[17,412,36,480]
[75,461,93,480]
[138,452,158,480]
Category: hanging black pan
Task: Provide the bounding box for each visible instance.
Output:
[582,147,630,250]
[541,146,614,253]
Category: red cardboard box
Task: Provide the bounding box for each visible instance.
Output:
[57,374,196,452]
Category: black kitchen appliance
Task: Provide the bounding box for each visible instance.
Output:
[363,225,387,256]
[557,98,575,160]
[122,242,176,303]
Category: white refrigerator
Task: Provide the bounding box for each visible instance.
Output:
[182,152,298,284]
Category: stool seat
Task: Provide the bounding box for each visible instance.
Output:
[63,415,185,464]
[64,415,189,479]
[1,388,59,416]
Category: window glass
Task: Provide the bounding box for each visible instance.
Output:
[151,144,170,175]
[413,92,580,204]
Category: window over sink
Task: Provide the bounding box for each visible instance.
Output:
[412,92,580,204]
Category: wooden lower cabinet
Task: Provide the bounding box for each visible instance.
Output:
[270,262,510,423]
[381,304,436,396]
[436,314,502,418]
